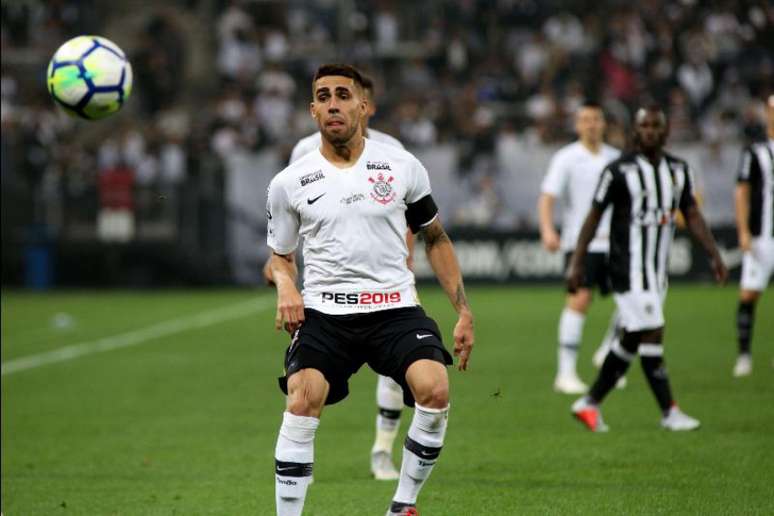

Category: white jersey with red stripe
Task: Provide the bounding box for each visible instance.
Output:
[267,138,434,314]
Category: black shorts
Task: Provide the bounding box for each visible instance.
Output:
[278,306,452,407]
[564,251,611,295]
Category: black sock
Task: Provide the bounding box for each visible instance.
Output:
[589,351,631,404]
[640,354,673,414]
[736,301,755,355]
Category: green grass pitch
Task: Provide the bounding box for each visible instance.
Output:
[2,286,773,515]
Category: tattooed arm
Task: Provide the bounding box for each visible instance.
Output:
[420,218,474,370]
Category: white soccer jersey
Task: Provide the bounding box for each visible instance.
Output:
[541,142,620,252]
[267,138,433,315]
[289,128,404,164]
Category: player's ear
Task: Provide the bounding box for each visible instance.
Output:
[309,102,317,119]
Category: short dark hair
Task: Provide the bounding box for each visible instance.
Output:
[361,75,374,92]
[313,64,366,92]
[579,100,603,111]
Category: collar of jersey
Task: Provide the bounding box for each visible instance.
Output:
[316,139,369,172]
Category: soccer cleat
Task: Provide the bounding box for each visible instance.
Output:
[660,406,700,431]
[371,451,399,481]
[386,501,418,515]
[553,373,588,394]
[571,396,609,432]
[733,354,752,377]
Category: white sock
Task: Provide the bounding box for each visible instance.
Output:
[373,375,403,454]
[558,308,585,376]
[275,412,319,516]
[392,403,449,506]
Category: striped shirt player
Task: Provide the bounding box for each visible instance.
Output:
[593,152,697,324]
[567,106,726,433]
[732,96,774,377]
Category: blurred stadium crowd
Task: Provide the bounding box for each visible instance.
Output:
[1,0,772,284]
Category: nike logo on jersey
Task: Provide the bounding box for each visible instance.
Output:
[416,334,433,340]
[307,194,326,205]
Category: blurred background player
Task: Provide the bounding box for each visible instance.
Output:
[732,94,774,377]
[568,106,727,432]
[263,73,411,481]
[538,102,621,394]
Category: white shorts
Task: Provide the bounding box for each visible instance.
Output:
[741,238,774,292]
[614,290,666,332]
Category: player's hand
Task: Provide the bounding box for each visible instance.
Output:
[275,285,305,334]
[566,262,584,294]
[541,229,561,253]
[738,231,752,252]
[453,310,474,371]
[710,254,728,285]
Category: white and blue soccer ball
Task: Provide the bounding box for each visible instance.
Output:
[47,35,133,120]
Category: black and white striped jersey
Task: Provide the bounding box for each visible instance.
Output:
[736,140,774,239]
[592,152,696,294]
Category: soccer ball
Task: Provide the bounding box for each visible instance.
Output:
[47,35,133,120]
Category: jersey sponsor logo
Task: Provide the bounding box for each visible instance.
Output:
[633,207,675,226]
[366,160,391,171]
[416,333,433,340]
[300,170,325,186]
[340,193,366,205]
[321,291,402,305]
[307,193,326,205]
[368,172,396,205]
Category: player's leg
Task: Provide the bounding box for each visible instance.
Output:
[734,289,759,376]
[635,328,700,431]
[274,310,360,515]
[275,368,328,516]
[554,287,592,394]
[389,359,449,515]
[371,374,403,480]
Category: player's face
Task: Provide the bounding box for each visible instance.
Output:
[634,109,668,152]
[575,107,605,144]
[311,76,366,145]
[766,95,774,135]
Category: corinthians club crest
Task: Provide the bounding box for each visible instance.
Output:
[368,172,396,205]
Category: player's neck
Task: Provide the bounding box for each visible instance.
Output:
[320,134,365,168]
[580,139,602,154]
[639,147,663,165]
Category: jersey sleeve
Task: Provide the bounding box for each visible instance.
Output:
[679,164,698,212]
[736,146,759,183]
[405,157,438,232]
[266,176,299,255]
[540,151,567,197]
[591,166,616,210]
[406,157,432,204]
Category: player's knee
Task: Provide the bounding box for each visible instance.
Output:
[413,381,449,409]
[739,290,759,303]
[286,395,324,417]
[567,290,592,312]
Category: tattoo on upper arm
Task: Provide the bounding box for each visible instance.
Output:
[421,220,450,250]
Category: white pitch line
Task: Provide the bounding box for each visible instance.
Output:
[2,296,273,377]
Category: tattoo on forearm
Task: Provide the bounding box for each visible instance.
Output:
[454,281,469,311]
[423,222,451,250]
